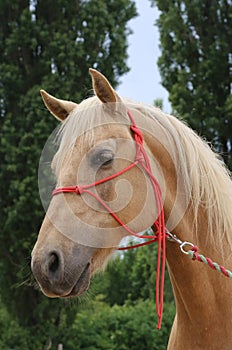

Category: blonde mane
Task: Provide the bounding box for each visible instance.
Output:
[54,96,232,248]
[128,100,232,248]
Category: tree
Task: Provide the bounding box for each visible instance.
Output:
[0,296,175,350]
[0,0,137,330]
[150,0,232,168]
[93,243,173,306]
[154,98,163,110]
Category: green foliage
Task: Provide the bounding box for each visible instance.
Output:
[0,0,137,328]
[154,98,163,110]
[92,244,174,306]
[63,299,175,350]
[150,0,232,168]
[0,298,175,350]
[0,296,77,350]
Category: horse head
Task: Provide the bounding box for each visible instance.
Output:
[31,69,159,298]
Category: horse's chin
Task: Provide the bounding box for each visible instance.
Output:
[63,262,91,298]
[39,262,91,299]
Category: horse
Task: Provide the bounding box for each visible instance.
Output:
[31,68,232,349]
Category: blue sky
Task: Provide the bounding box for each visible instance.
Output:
[117,0,171,113]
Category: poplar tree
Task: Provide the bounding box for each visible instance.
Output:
[151,0,232,167]
[0,0,137,330]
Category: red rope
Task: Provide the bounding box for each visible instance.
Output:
[128,111,166,328]
[52,110,166,329]
[190,246,232,278]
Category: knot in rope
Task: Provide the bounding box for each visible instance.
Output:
[130,124,144,145]
[75,185,84,195]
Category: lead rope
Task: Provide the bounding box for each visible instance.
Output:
[167,232,232,278]
[186,245,232,278]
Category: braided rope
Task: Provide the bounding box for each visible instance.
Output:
[187,248,232,279]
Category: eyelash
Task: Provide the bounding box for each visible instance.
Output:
[101,157,114,167]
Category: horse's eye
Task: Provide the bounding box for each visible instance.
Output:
[93,150,114,168]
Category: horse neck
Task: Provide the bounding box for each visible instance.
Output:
[165,172,232,348]
[160,156,232,349]
[166,210,232,350]
[141,117,232,349]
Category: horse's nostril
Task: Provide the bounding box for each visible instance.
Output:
[48,252,60,274]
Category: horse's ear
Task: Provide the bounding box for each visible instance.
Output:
[89,68,120,104]
[40,90,78,121]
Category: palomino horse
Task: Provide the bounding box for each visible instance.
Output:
[32,69,232,349]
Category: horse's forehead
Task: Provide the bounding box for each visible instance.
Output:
[92,123,131,138]
[76,122,131,150]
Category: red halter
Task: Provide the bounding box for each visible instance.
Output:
[52,110,166,329]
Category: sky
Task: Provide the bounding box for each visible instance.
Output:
[117,0,171,113]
